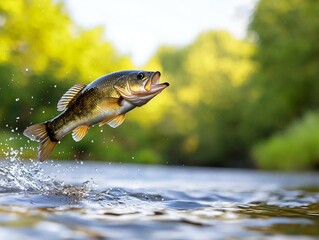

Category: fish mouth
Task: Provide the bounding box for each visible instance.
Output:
[114,71,169,107]
[130,71,169,107]
[144,71,169,92]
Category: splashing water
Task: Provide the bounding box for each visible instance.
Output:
[0,159,57,192]
[0,128,94,196]
[0,144,319,239]
[0,147,94,197]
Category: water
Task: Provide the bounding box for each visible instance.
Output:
[0,159,318,240]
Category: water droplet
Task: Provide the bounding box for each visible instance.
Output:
[25,68,29,72]
[15,98,20,102]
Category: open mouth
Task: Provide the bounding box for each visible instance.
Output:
[144,71,169,92]
[114,71,169,107]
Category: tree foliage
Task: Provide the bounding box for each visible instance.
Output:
[0,0,133,160]
[1,0,318,170]
[144,31,255,166]
[253,112,319,170]
[245,0,319,138]
[246,0,319,169]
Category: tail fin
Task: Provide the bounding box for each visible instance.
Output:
[23,123,57,162]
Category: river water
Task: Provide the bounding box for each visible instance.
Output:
[0,158,318,240]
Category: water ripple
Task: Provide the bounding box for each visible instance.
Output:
[0,159,319,239]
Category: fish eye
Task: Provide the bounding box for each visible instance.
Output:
[137,72,145,80]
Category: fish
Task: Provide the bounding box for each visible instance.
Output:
[23,70,169,161]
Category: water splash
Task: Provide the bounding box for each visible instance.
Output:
[0,147,94,197]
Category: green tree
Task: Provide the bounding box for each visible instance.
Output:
[145,31,255,166]
[253,112,319,170]
[0,0,133,160]
[246,0,319,170]
[242,0,319,141]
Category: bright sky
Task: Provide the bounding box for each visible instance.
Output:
[63,0,258,66]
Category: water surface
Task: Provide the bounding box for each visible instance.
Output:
[0,159,318,239]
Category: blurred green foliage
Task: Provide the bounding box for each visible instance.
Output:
[253,112,319,170]
[144,31,255,167]
[0,0,318,170]
[245,0,319,139]
[246,0,319,170]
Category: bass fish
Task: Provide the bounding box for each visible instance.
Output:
[24,70,169,161]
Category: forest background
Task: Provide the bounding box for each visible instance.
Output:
[1,0,318,171]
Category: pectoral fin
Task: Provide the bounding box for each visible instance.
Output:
[72,125,89,142]
[99,114,126,128]
[107,114,126,128]
[97,98,126,128]
[99,114,116,127]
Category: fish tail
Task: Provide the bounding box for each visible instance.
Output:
[23,123,57,162]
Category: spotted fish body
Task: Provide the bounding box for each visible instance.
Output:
[24,70,169,161]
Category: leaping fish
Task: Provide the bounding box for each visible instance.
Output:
[23,70,169,161]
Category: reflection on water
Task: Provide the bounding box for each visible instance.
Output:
[0,159,318,239]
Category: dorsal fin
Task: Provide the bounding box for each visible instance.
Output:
[72,125,89,142]
[57,84,86,111]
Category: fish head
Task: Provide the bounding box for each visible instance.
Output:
[114,71,169,107]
